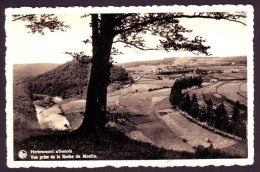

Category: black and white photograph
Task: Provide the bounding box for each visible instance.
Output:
[5,5,254,167]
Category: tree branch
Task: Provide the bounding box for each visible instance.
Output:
[12,14,70,35]
[176,14,246,26]
[114,12,246,35]
[115,14,134,22]
[114,14,179,35]
[64,52,91,65]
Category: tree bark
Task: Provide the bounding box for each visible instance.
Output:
[76,14,115,136]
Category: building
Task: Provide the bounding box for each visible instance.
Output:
[211,79,218,83]
[53,96,63,103]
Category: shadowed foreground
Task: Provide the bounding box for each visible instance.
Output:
[14,128,241,160]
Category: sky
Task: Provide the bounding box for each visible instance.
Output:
[6,13,247,64]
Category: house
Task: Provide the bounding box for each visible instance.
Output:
[53,96,63,103]
[211,79,218,83]
[231,69,239,73]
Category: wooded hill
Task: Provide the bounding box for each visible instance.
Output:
[30,60,130,98]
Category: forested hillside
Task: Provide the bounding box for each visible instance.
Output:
[30,60,131,98]
[30,60,89,98]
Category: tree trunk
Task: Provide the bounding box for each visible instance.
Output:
[76,14,115,136]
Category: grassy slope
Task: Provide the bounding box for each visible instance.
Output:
[14,128,238,160]
[13,77,41,142]
[13,63,62,142]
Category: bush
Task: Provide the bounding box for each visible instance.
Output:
[194,145,238,158]
[148,86,170,92]
[179,93,191,113]
[169,90,182,107]
[171,75,202,91]
[214,103,229,132]
[110,65,129,82]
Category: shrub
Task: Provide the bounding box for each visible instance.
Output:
[148,86,170,92]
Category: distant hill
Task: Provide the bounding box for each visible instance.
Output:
[30,60,131,98]
[14,63,61,80]
[120,59,163,68]
[120,56,247,68]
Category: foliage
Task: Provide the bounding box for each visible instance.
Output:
[214,102,229,132]
[179,93,191,113]
[172,75,202,91]
[190,93,200,118]
[158,69,193,75]
[204,99,215,125]
[191,93,198,103]
[30,60,89,98]
[65,52,91,65]
[232,101,240,122]
[33,96,54,107]
[30,61,130,98]
[170,76,202,108]
[193,145,236,159]
[169,90,182,108]
[230,101,247,137]
[110,65,130,82]
[169,76,244,137]
[148,86,170,92]
[12,14,70,35]
[190,101,200,118]
[13,12,246,58]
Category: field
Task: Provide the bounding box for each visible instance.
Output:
[105,76,247,157]
[188,80,247,112]
[45,57,248,157]
[157,109,237,149]
[105,56,248,157]
[13,56,248,159]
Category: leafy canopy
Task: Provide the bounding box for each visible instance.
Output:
[13,12,246,58]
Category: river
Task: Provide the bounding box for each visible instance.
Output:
[35,104,71,131]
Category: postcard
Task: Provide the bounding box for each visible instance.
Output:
[5,5,254,167]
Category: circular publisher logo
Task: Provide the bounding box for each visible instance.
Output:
[18,150,27,159]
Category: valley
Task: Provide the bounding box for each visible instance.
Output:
[13,56,248,158]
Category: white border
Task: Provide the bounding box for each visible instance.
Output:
[5,5,254,168]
